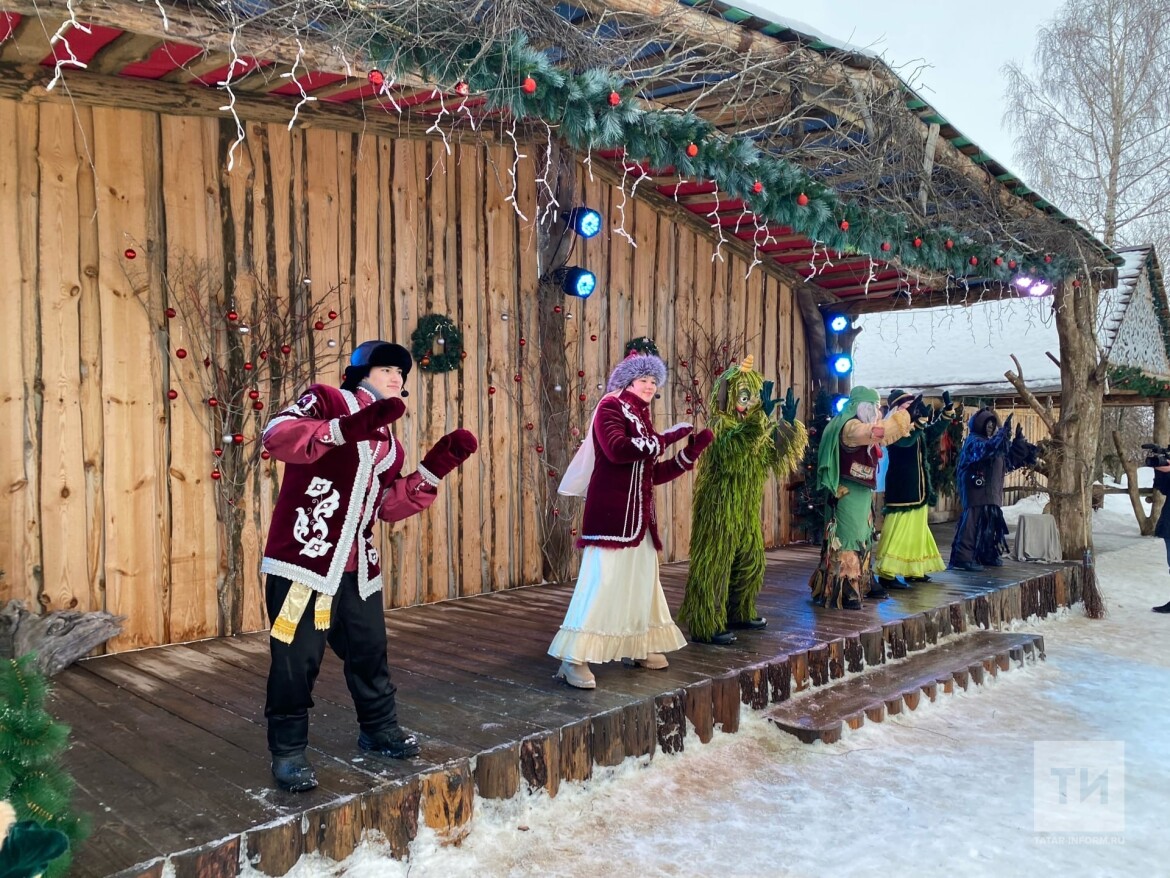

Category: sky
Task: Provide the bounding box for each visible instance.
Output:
[738,0,1068,182]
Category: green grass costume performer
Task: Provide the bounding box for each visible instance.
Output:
[679,356,808,644]
[809,386,911,610]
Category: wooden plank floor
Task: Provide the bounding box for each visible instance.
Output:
[52,525,1081,878]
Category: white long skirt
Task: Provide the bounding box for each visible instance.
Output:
[547,536,687,664]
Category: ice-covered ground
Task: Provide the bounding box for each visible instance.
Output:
[249,501,1170,878]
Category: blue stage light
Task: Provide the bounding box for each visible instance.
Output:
[557,266,597,298]
[829,353,853,376]
[827,313,851,333]
[832,395,849,414]
[565,207,602,239]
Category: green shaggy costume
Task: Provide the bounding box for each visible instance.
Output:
[679,357,808,642]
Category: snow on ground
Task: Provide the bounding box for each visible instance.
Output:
[249,509,1170,878]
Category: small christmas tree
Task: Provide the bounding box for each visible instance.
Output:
[0,656,85,877]
[792,388,834,540]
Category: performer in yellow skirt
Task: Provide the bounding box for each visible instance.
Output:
[873,390,957,593]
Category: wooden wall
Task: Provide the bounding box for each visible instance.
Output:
[0,97,811,651]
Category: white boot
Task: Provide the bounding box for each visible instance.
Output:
[556,660,596,689]
[634,653,669,670]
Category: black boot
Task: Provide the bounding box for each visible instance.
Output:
[905,574,932,583]
[692,630,737,645]
[728,617,767,630]
[881,575,912,590]
[1153,600,1170,614]
[358,724,421,759]
[950,560,984,572]
[272,752,318,792]
[867,580,890,599]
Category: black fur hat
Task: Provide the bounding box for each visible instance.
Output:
[342,340,413,390]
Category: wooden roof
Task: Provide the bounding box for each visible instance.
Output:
[0,1,1120,303]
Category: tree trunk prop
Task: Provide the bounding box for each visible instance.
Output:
[0,601,124,677]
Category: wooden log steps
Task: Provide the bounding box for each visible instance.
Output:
[765,631,1046,745]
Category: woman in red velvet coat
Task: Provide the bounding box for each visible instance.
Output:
[549,352,714,689]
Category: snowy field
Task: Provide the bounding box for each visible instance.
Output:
[247,500,1170,878]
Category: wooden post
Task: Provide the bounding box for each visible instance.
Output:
[712,672,741,733]
[520,731,560,797]
[683,679,714,744]
[655,690,686,755]
[475,742,521,800]
[421,762,474,845]
[361,778,422,860]
[559,718,593,782]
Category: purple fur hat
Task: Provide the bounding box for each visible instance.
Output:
[606,352,667,393]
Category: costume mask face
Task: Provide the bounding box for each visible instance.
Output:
[984,417,997,438]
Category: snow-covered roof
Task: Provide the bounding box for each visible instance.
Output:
[852,246,1166,398]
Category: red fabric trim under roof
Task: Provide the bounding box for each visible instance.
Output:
[41,22,122,66]
[0,12,21,43]
[119,42,204,80]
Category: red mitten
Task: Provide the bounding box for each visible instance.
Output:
[338,397,406,443]
[421,429,479,480]
[660,422,693,446]
[687,428,714,459]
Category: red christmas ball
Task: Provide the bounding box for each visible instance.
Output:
[578,393,587,401]
[460,350,468,360]
[514,374,522,383]
[226,310,238,321]
[522,76,537,94]
[570,528,577,536]
[213,447,223,457]
[608,91,621,107]
[420,355,431,367]
[167,388,178,400]
[680,359,688,367]
[548,469,556,478]
[253,401,264,411]
[590,334,598,341]
[578,370,585,378]
[233,433,244,444]
[880,242,891,252]
[752,181,763,194]
[994,256,1003,266]
[1008,259,1017,269]
[176,348,188,359]
[314,320,325,331]
[1044,254,1053,264]
[693,378,699,386]
[685,408,693,415]
[969,256,979,266]
[208,397,218,407]
[248,390,260,400]
[685,394,692,402]
[944,239,954,250]
[526,422,534,431]
[796,192,809,206]
[210,469,222,480]
[244,362,254,371]
[280,344,292,354]
[203,356,211,368]
[535,445,544,453]
[260,450,271,460]
[519,338,527,346]
[165,307,177,318]
[327,309,338,320]
[686,143,699,158]
[455,81,470,96]
[839,220,849,231]
[488,386,497,395]
[1072,279,1081,288]
[368,69,384,88]
[124,248,136,260]
[554,305,562,314]
[259,350,268,360]
[913,237,923,248]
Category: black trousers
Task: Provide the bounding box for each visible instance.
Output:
[264,572,398,756]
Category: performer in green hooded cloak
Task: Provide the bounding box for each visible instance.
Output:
[679,355,808,644]
[809,386,912,610]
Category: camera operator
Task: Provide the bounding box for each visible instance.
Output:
[1146,444,1170,614]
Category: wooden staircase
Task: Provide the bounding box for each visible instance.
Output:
[765,631,1045,744]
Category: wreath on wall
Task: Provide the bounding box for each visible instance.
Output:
[410,313,464,373]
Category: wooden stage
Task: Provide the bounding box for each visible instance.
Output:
[52,527,1084,878]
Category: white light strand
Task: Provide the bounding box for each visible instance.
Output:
[862,255,877,296]
[503,118,529,221]
[153,0,170,32]
[612,160,636,247]
[218,28,247,173]
[284,40,317,131]
[378,74,403,114]
[583,149,595,183]
[46,1,90,91]
[536,122,560,227]
[425,90,452,156]
[706,185,726,264]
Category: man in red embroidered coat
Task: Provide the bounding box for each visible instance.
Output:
[549,352,714,689]
[261,340,477,792]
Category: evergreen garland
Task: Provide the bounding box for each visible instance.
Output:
[1107,364,1170,398]
[929,408,966,499]
[623,336,661,358]
[410,313,463,373]
[792,388,834,540]
[362,28,1086,281]
[0,656,85,878]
